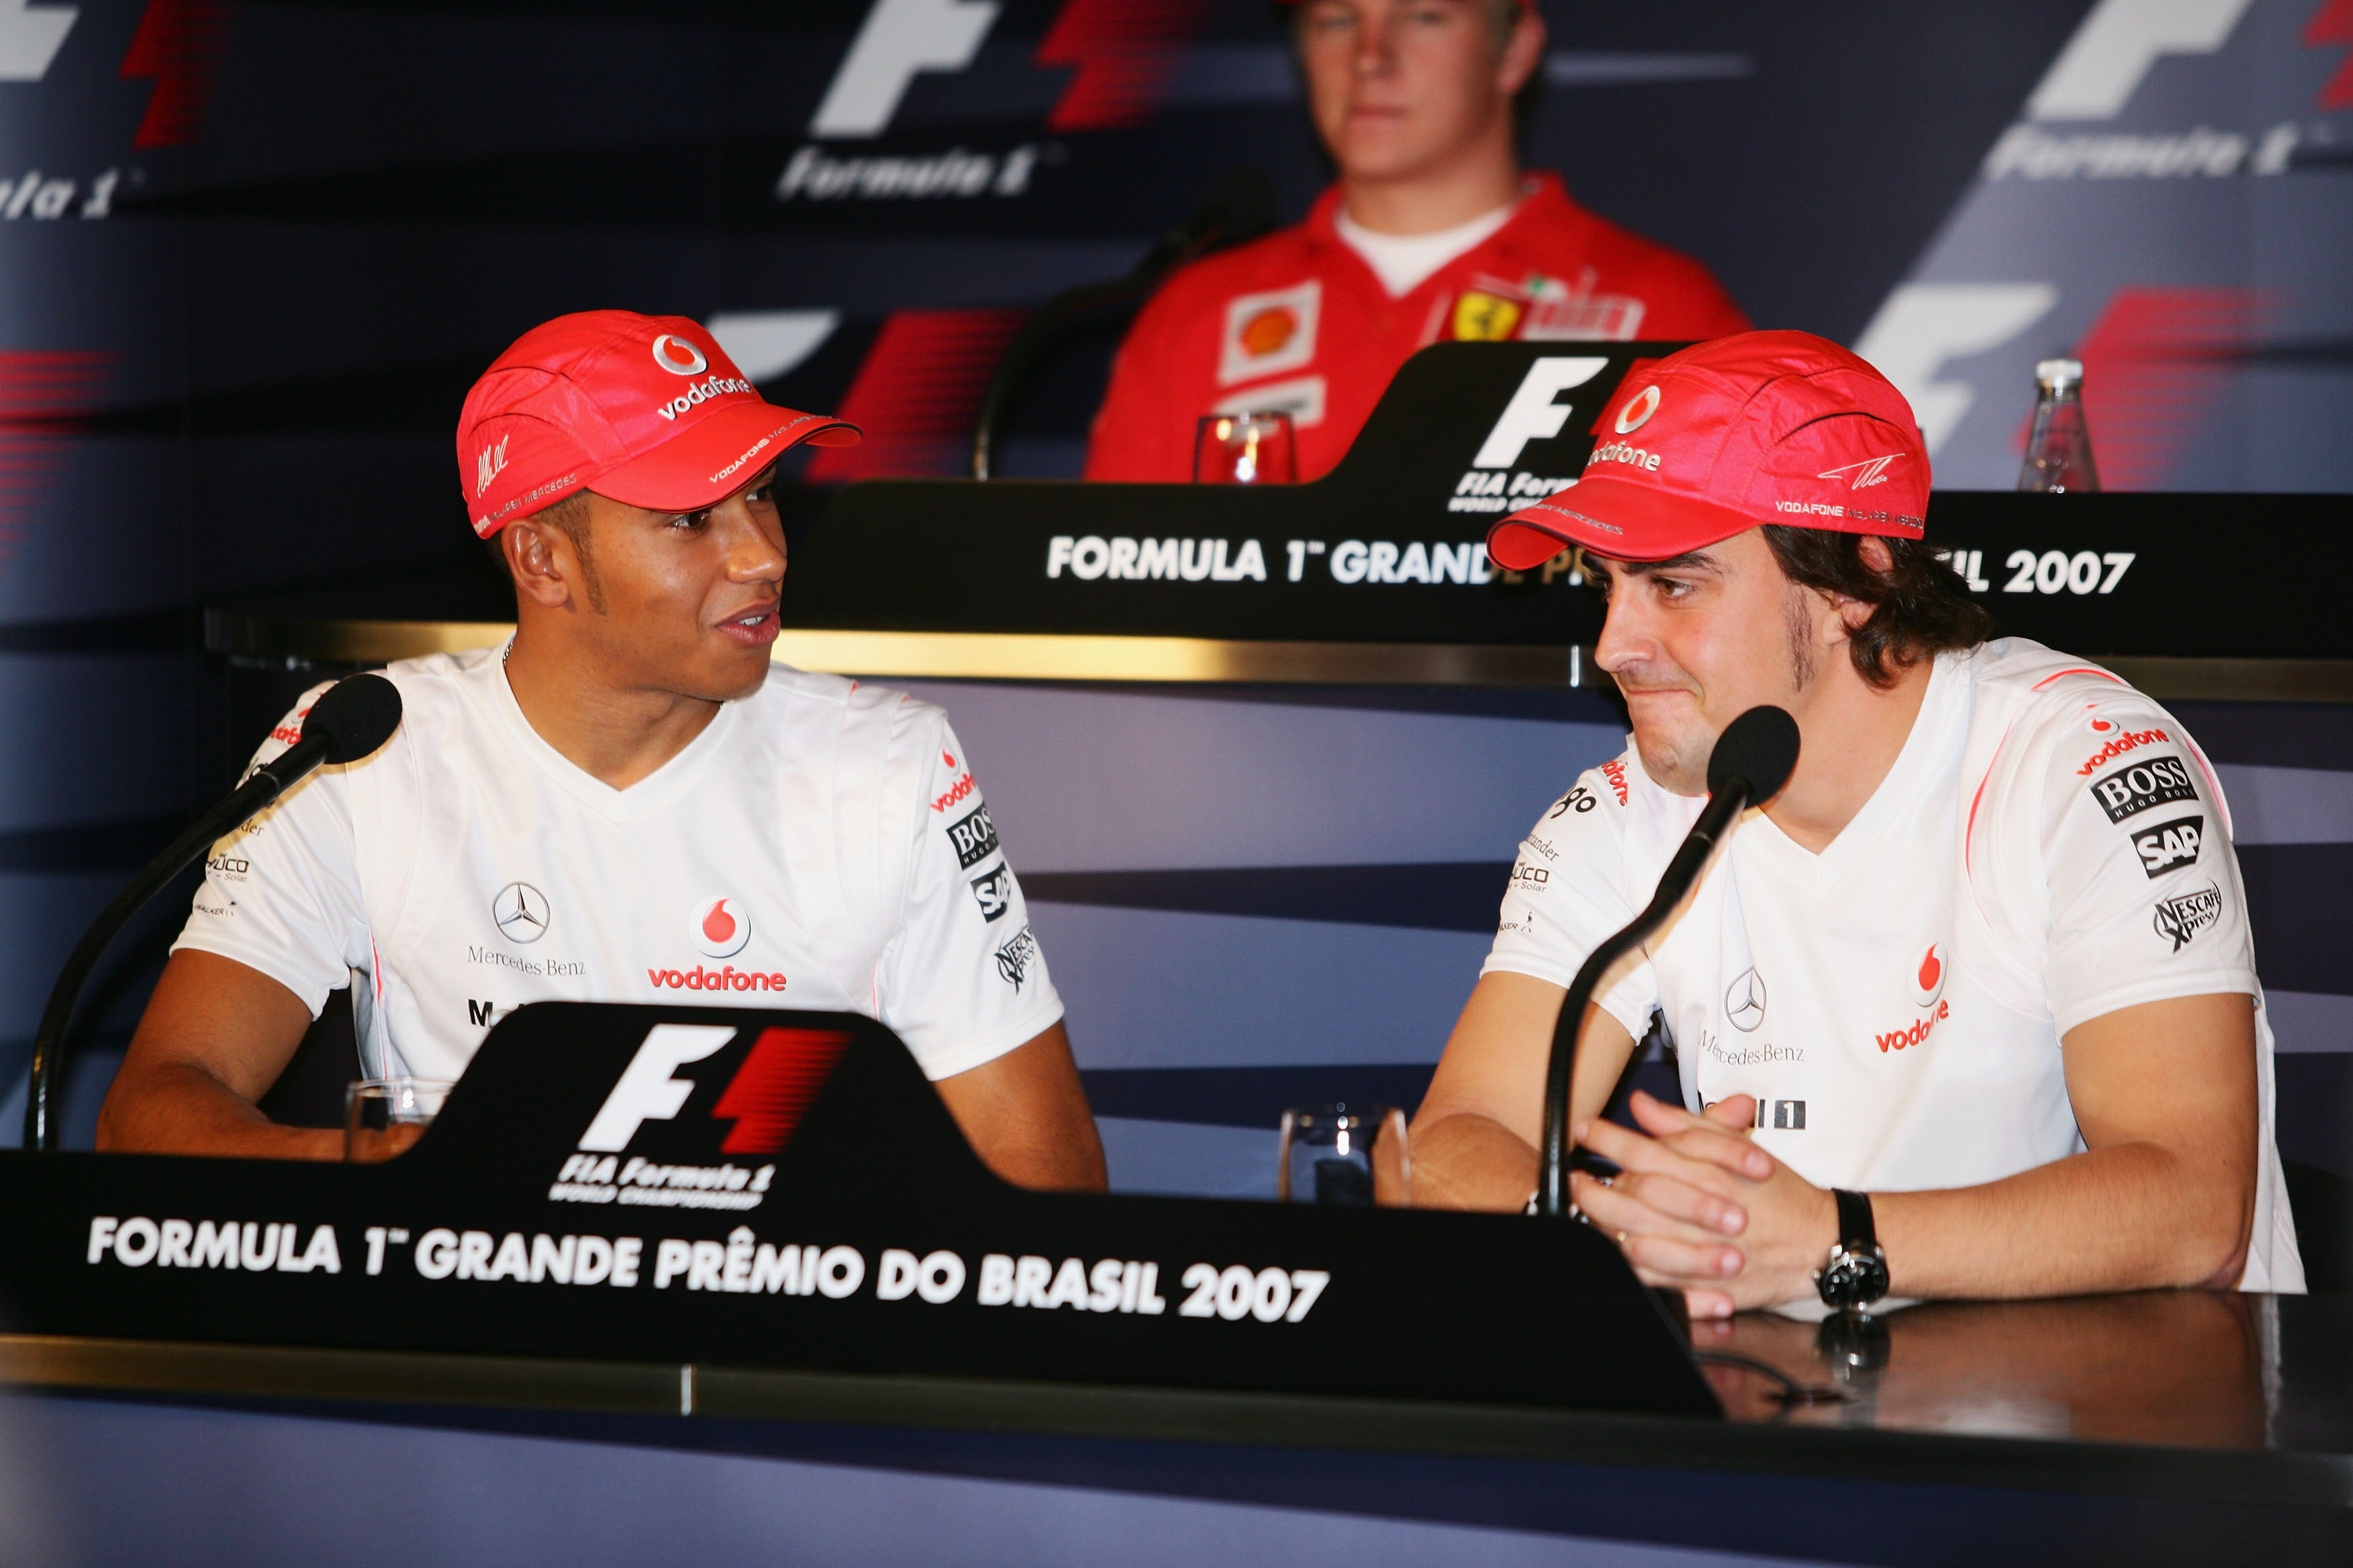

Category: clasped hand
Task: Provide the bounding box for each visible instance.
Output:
[1568,1091,1839,1317]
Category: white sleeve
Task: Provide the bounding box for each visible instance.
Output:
[2032,702,2260,1036]
[1480,766,1655,1040]
[167,684,372,1018]
[873,716,1066,1081]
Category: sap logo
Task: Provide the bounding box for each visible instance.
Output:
[2132,814,2204,878]
[473,434,508,498]
[1472,358,1611,469]
[969,862,1012,922]
[2088,755,2197,823]
[810,0,1000,138]
[946,802,999,868]
[1818,455,1900,489]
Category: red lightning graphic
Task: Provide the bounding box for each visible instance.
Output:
[0,352,112,565]
[805,311,1025,483]
[711,1028,851,1156]
[120,0,230,151]
[1037,0,1221,132]
[2310,0,2353,109]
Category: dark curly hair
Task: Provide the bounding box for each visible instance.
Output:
[1760,526,1992,690]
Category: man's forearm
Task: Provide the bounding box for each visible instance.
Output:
[97,1061,342,1161]
[1408,1112,1538,1210]
[1876,1141,2254,1298]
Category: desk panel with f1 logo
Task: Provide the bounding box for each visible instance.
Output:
[0,1003,1718,1418]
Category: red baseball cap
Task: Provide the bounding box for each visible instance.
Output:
[456,310,860,538]
[1486,330,1929,570]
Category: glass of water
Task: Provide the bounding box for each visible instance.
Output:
[1193,411,1298,484]
[345,1076,452,1163]
[1278,1103,1408,1206]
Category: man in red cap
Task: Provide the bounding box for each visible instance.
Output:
[101,311,1107,1190]
[1083,0,1748,483]
[1410,329,2302,1309]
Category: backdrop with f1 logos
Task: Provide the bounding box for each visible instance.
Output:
[2,1,2350,1166]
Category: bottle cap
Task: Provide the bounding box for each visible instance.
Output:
[2034,358,2084,391]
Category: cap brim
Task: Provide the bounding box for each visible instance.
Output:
[592,402,861,512]
[1487,474,1760,569]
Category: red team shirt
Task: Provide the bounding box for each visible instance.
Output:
[1084,173,1751,483]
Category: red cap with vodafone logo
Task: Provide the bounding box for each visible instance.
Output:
[1486,330,1929,570]
[456,310,860,538]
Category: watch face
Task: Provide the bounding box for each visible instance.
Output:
[1817,1248,1890,1309]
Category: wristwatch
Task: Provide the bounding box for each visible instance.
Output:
[1814,1188,1890,1311]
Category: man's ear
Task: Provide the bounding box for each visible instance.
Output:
[1497,5,1545,95]
[1826,536,1897,641]
[504,518,573,610]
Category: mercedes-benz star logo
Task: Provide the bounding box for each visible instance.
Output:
[492,881,550,945]
[1724,966,1767,1032]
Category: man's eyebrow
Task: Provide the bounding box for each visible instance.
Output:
[1596,551,1720,577]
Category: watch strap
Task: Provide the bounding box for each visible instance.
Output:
[1833,1188,1876,1251]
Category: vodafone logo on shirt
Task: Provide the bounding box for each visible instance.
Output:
[1878,945,1952,1054]
[692,897,753,958]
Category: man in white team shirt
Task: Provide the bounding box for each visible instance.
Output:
[1410,330,2301,1312]
[99,311,1107,1189]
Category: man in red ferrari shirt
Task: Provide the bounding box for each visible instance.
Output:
[1084,0,1750,483]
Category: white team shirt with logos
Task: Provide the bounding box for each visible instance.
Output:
[175,645,1063,1085]
[1486,638,2302,1292]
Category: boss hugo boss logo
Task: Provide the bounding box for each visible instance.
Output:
[2132,815,2204,878]
[946,802,999,869]
[2154,882,2225,952]
[492,881,551,944]
[2089,755,2198,823]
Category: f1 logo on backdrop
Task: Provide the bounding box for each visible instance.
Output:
[0,0,77,81]
[1447,356,1611,526]
[809,0,999,138]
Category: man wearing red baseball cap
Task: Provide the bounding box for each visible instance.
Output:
[102,311,1107,1191]
[1082,0,1748,483]
[1412,330,2302,1309]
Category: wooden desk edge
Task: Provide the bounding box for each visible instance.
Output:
[201,614,2353,700]
[5,1335,2348,1510]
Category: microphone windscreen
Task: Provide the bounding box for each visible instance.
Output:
[1706,705,1800,801]
[301,673,403,764]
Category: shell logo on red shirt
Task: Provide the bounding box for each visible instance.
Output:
[691,896,754,958]
[1238,307,1296,358]
[1218,280,1321,387]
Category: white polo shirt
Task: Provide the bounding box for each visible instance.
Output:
[174,645,1064,1085]
[1486,638,2302,1292]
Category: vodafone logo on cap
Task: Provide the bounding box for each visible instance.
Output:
[1613,384,1661,434]
[651,333,710,376]
[691,897,753,958]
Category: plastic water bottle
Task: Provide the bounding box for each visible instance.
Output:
[2018,358,2100,493]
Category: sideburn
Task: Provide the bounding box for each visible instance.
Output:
[1783,583,1818,691]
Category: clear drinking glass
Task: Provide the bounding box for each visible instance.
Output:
[1279,1103,1408,1206]
[1193,411,1298,484]
[344,1076,452,1162]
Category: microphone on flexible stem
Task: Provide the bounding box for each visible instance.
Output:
[22,673,403,1151]
[971,167,1276,479]
[1535,705,1802,1218]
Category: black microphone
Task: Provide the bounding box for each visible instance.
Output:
[1534,705,1801,1217]
[971,168,1277,479]
[23,673,403,1151]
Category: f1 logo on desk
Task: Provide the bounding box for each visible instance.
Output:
[549,1024,850,1211]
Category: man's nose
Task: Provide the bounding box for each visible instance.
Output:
[720,507,785,582]
[1593,593,1650,673]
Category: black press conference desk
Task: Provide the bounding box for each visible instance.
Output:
[5,1292,2351,1564]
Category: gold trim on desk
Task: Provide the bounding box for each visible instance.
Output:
[204,613,1594,687]
[203,612,2353,700]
